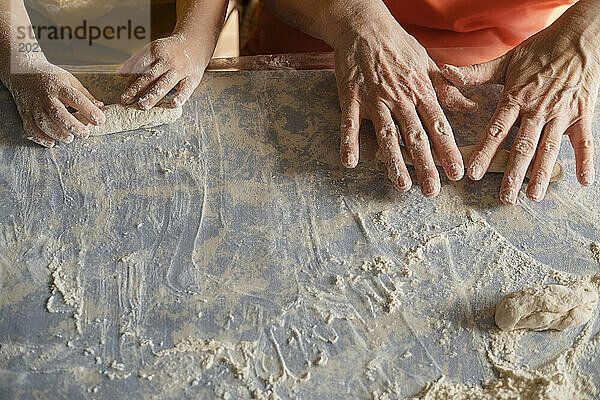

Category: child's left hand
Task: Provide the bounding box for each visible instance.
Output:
[117,33,211,109]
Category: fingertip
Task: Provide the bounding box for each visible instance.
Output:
[526,181,545,202]
[91,109,106,126]
[446,161,464,181]
[467,161,484,181]
[499,187,519,205]
[121,93,134,105]
[342,151,358,169]
[171,96,182,108]
[138,99,151,110]
[464,99,478,113]
[397,175,412,192]
[578,169,594,186]
[75,125,90,139]
[421,177,440,197]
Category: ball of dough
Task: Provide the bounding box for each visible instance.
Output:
[495,281,598,331]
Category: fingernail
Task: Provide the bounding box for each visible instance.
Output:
[121,95,132,104]
[528,182,543,201]
[468,162,483,180]
[79,126,89,138]
[89,113,101,126]
[449,162,464,180]
[580,170,593,186]
[422,178,439,197]
[345,152,357,168]
[398,175,412,191]
[64,135,74,144]
[138,99,150,110]
[501,187,518,205]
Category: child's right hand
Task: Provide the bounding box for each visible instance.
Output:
[117,33,211,110]
[8,58,105,148]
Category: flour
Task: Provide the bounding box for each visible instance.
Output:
[79,103,183,136]
[411,320,600,400]
[46,251,84,334]
[591,242,600,264]
[2,70,600,400]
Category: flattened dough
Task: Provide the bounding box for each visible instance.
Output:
[495,281,598,331]
[80,103,183,136]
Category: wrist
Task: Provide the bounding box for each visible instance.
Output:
[169,30,214,68]
[321,0,399,49]
[1,50,48,92]
[560,0,600,45]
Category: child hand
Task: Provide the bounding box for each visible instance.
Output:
[118,33,211,110]
[9,58,105,148]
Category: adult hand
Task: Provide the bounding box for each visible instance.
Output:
[442,3,600,204]
[118,33,209,110]
[333,13,477,196]
[8,57,105,148]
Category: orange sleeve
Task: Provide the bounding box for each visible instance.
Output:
[241,0,576,65]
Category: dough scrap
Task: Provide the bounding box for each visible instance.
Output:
[81,103,183,136]
[495,281,598,331]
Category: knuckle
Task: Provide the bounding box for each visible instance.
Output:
[340,118,356,131]
[405,128,426,143]
[577,137,594,150]
[501,90,522,107]
[513,138,537,156]
[432,119,451,136]
[46,104,61,119]
[150,46,166,59]
[505,172,521,185]
[163,69,177,81]
[487,121,508,138]
[542,140,560,155]
[378,123,397,139]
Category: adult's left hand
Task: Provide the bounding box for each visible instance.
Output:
[442,2,600,204]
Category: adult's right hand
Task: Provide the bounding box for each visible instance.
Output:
[332,9,477,196]
[8,57,105,148]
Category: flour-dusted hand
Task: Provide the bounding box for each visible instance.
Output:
[118,34,208,110]
[332,4,477,196]
[118,0,228,110]
[442,0,600,204]
[8,58,105,148]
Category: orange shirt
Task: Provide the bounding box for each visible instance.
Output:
[242,0,576,65]
[389,0,576,64]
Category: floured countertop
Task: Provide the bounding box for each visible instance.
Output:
[0,70,598,399]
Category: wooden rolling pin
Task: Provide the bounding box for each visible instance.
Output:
[377,145,564,182]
